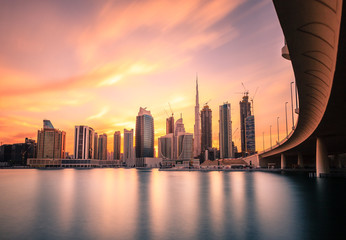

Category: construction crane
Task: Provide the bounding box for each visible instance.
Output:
[204,99,211,106]
[164,109,169,118]
[250,87,259,115]
[233,127,238,136]
[168,103,174,117]
[241,82,249,97]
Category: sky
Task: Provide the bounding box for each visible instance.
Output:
[0,0,297,155]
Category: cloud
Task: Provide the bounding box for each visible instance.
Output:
[86,107,109,121]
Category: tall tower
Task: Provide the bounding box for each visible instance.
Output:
[240,94,251,154]
[98,134,107,160]
[135,107,154,158]
[113,131,121,160]
[166,116,174,134]
[219,103,233,159]
[194,76,201,157]
[74,125,95,159]
[37,120,66,159]
[201,105,212,151]
[124,129,134,166]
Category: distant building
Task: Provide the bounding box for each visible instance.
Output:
[0,138,36,166]
[113,131,121,160]
[135,107,154,158]
[219,103,233,158]
[201,105,212,152]
[74,125,95,159]
[94,133,98,160]
[240,95,251,154]
[245,115,256,154]
[37,120,66,159]
[98,134,107,160]
[158,133,174,160]
[166,116,174,134]
[124,129,134,167]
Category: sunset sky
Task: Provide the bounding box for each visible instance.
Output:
[0,0,296,154]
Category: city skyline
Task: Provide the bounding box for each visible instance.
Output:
[0,0,296,154]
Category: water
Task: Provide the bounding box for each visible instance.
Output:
[0,169,346,240]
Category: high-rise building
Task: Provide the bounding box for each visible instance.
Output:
[219,103,233,158]
[37,120,66,159]
[240,94,251,154]
[124,129,134,166]
[158,133,174,160]
[175,117,186,135]
[166,116,174,134]
[177,132,193,160]
[113,131,121,160]
[135,107,154,158]
[74,126,95,159]
[98,134,107,160]
[94,132,98,159]
[201,105,212,152]
[245,115,256,154]
[194,77,201,157]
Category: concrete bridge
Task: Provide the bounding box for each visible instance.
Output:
[258,0,346,177]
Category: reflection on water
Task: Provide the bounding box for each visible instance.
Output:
[1,169,346,240]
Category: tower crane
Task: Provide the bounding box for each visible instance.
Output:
[204,99,211,106]
[250,87,259,115]
[168,103,174,117]
[241,82,249,97]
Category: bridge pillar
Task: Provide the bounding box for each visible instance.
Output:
[316,137,330,177]
[297,152,304,168]
[281,154,286,169]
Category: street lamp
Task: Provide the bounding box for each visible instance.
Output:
[270,125,272,149]
[285,102,288,137]
[262,132,265,151]
[277,117,280,143]
[290,81,295,130]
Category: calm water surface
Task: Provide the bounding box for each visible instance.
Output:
[1,169,346,240]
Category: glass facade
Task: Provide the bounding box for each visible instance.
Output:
[177,133,193,160]
[240,95,251,153]
[136,113,154,158]
[201,105,212,152]
[219,103,233,158]
[245,115,256,154]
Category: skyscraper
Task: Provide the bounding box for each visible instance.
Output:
[135,107,154,158]
[240,94,251,154]
[245,115,256,154]
[194,77,201,157]
[123,129,134,167]
[93,132,98,159]
[219,103,233,159]
[37,120,66,159]
[98,134,107,160]
[175,117,186,135]
[201,105,212,151]
[74,125,95,159]
[166,115,174,134]
[113,131,121,160]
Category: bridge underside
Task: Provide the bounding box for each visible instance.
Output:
[260,0,346,172]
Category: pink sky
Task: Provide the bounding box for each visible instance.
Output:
[0,0,296,154]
